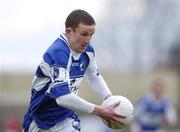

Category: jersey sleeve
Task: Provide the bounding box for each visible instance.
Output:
[85,50,112,100]
[42,50,71,98]
[85,49,99,77]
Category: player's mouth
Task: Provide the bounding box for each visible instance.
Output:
[80,44,88,50]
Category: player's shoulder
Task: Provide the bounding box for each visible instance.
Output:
[85,44,95,53]
[85,44,95,59]
[43,38,70,66]
[47,38,70,54]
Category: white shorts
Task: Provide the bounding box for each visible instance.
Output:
[26,117,80,132]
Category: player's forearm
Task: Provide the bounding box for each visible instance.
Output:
[87,75,112,100]
[56,93,95,113]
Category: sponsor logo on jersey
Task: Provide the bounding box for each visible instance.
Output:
[71,62,79,67]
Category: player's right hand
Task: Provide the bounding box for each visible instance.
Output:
[92,101,126,125]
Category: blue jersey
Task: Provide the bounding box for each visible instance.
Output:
[134,94,172,131]
[23,34,99,131]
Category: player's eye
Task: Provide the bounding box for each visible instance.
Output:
[81,33,89,36]
[81,32,94,37]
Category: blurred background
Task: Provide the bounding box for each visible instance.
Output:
[1,0,180,131]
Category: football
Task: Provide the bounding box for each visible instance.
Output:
[101,95,134,129]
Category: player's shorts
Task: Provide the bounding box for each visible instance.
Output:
[26,115,81,132]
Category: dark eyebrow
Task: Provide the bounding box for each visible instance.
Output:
[81,31,94,35]
[80,32,92,36]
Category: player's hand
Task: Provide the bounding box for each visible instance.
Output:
[92,101,126,125]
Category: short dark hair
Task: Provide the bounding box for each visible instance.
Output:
[65,9,96,31]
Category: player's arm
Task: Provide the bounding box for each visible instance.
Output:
[85,52,112,100]
[55,93,125,124]
[56,93,95,113]
[87,74,112,99]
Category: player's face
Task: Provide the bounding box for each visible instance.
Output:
[153,82,165,98]
[66,23,95,53]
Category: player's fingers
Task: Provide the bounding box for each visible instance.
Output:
[112,101,120,108]
[114,112,126,119]
[112,116,125,123]
[106,120,112,128]
[116,121,124,126]
[111,119,124,126]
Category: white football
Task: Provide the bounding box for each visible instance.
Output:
[101,95,134,129]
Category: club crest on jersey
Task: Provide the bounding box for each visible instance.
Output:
[80,62,85,71]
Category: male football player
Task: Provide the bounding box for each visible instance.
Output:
[23,9,125,132]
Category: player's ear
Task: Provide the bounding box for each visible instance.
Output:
[65,28,73,35]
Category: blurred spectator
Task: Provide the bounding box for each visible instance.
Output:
[131,79,177,132]
[3,117,21,132]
